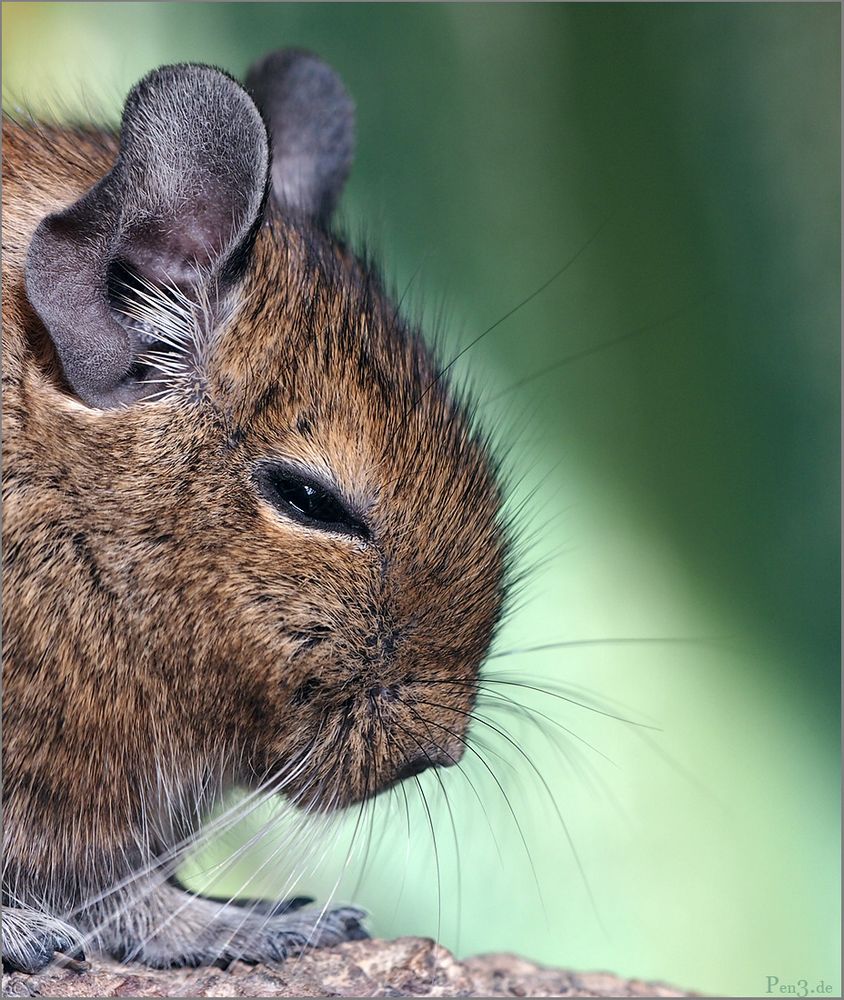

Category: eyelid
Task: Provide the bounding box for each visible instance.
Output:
[253,458,344,507]
[251,460,371,540]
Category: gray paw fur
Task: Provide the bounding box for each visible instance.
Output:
[253,905,369,962]
[93,881,369,968]
[130,902,369,967]
[1,906,85,974]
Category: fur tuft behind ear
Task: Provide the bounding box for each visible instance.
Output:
[246,49,355,223]
[25,64,269,408]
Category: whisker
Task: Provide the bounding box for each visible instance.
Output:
[488,635,723,658]
[419,675,661,730]
[414,774,442,946]
[419,216,612,400]
[467,704,605,937]
[481,292,710,405]
[415,691,617,768]
[399,703,546,923]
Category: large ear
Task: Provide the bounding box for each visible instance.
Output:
[245,49,354,222]
[25,65,269,408]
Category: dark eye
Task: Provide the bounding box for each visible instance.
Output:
[253,464,369,539]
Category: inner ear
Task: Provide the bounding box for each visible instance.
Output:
[25,64,269,408]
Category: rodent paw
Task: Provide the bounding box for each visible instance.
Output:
[262,905,369,961]
[0,908,85,975]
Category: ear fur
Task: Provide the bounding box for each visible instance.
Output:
[25,65,270,407]
[25,51,355,409]
[246,49,355,223]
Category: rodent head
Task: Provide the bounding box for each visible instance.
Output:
[19,52,507,813]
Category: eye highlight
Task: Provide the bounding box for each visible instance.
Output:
[253,463,369,540]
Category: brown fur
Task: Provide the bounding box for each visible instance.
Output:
[2,111,506,966]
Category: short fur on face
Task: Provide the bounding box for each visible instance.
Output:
[2,52,507,929]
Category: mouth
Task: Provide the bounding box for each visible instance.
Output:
[266,671,474,812]
[269,726,467,814]
[378,743,462,793]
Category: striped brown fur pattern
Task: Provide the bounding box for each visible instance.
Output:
[2,53,507,971]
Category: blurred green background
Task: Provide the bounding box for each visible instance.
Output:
[3,3,839,995]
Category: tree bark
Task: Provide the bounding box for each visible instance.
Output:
[1,937,695,997]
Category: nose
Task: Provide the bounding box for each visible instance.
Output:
[393,746,458,782]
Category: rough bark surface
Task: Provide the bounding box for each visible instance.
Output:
[1,937,694,998]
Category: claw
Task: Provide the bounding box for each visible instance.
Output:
[328,906,369,939]
[343,920,370,942]
[52,951,90,973]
